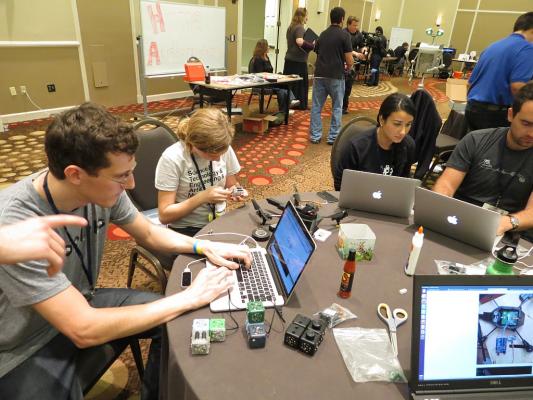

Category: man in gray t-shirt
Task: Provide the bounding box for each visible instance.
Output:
[0,103,251,400]
[434,83,533,239]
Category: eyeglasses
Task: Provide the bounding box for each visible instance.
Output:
[99,163,137,185]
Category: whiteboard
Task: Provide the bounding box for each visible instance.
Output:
[140,0,226,76]
[389,27,413,52]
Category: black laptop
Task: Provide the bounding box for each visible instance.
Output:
[410,274,533,399]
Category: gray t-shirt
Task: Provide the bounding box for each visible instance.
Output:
[447,127,533,213]
[285,24,307,63]
[154,142,240,229]
[0,172,138,377]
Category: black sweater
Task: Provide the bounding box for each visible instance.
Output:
[333,127,416,190]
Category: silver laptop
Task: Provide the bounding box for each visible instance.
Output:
[414,187,500,251]
[411,274,533,400]
[210,201,316,312]
[338,170,421,218]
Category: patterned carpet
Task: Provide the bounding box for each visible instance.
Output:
[0,76,450,398]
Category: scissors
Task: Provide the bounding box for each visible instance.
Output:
[377,303,409,356]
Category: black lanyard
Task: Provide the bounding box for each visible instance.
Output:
[191,154,216,220]
[43,172,94,291]
[495,131,529,207]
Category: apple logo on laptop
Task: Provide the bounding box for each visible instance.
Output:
[372,190,383,200]
[447,215,459,225]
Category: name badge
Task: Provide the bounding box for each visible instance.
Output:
[482,203,508,215]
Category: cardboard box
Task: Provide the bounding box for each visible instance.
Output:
[336,223,376,261]
[242,114,277,133]
[446,78,468,102]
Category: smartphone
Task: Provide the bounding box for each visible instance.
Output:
[317,191,338,203]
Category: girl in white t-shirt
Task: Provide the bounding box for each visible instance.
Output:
[155,108,247,236]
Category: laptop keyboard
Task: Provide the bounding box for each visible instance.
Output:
[235,251,275,303]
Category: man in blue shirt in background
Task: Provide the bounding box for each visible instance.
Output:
[466,12,533,131]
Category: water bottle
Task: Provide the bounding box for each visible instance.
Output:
[205,65,211,84]
[486,246,517,275]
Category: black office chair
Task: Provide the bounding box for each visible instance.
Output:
[408,89,443,180]
[79,337,144,395]
[330,116,378,190]
[247,57,274,111]
[127,118,178,293]
[421,109,468,186]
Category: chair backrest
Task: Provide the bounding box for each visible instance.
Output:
[408,89,443,179]
[248,57,255,73]
[330,116,378,189]
[127,119,178,211]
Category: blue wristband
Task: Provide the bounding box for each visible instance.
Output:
[193,240,204,255]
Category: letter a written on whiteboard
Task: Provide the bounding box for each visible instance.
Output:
[147,42,160,65]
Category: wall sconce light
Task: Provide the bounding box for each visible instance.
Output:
[435,14,442,27]
[298,0,306,7]
[375,9,381,21]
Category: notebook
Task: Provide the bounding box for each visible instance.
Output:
[411,274,533,400]
[414,187,501,251]
[338,170,421,218]
[210,201,316,312]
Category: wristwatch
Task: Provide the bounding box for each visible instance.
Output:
[509,215,520,231]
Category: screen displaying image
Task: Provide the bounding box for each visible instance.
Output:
[418,285,533,382]
[268,206,314,296]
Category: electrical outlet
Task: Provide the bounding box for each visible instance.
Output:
[20,85,27,95]
[47,84,56,93]
[9,86,17,96]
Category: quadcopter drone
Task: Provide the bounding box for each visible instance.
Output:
[478,294,533,362]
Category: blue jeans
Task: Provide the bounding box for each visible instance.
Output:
[310,77,345,143]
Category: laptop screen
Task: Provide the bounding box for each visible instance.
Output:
[267,202,316,299]
[411,275,533,394]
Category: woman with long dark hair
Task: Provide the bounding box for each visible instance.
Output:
[283,7,314,109]
[333,93,416,190]
[251,39,290,112]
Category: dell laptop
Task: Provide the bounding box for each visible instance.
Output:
[414,188,500,251]
[210,201,316,312]
[411,274,533,400]
[338,169,421,218]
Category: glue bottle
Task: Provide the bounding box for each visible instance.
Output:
[338,249,356,299]
[205,65,211,84]
[405,226,424,276]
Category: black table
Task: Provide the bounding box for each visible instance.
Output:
[162,193,500,400]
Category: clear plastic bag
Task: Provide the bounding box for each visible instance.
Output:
[333,327,407,383]
[314,303,357,328]
[435,257,493,275]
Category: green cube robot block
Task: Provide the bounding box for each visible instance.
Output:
[209,318,226,342]
[247,301,265,323]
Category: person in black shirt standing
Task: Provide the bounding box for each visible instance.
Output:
[342,16,366,115]
[366,26,387,86]
[333,93,416,190]
[309,7,353,144]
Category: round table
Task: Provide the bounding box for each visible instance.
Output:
[163,193,494,400]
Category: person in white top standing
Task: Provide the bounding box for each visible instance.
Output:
[155,108,248,236]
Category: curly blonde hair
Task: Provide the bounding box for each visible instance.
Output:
[176,108,234,154]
